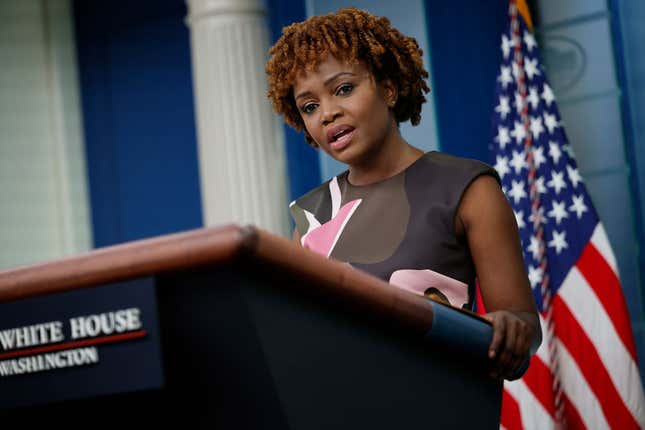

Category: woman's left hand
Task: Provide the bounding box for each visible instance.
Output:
[483,310,537,380]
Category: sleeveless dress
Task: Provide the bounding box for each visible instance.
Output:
[289,151,500,309]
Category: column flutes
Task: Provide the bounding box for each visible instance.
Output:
[186,0,288,235]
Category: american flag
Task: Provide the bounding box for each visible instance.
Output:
[487,1,645,428]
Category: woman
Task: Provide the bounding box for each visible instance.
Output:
[265,7,541,380]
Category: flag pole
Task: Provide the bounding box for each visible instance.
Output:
[510,0,565,426]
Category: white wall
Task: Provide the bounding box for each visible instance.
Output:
[0,0,91,269]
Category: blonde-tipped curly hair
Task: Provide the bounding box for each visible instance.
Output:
[266,7,430,146]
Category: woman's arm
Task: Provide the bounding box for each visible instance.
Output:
[456,174,542,379]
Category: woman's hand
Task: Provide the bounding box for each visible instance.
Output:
[484,310,538,380]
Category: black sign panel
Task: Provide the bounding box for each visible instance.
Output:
[0,278,163,409]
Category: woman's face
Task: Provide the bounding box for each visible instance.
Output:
[292,56,397,166]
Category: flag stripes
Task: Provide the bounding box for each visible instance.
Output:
[521,355,554,417]
[561,394,585,430]
[553,293,640,429]
[560,262,645,425]
[556,341,611,429]
[506,376,554,428]
[589,224,618,274]
[512,253,645,430]
[501,388,523,430]
[576,243,637,360]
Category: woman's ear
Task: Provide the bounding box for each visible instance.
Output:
[381,79,398,107]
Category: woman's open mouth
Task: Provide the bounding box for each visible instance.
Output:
[328,126,355,150]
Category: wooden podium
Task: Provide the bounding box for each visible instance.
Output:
[0,225,502,429]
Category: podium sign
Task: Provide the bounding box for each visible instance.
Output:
[0,278,163,408]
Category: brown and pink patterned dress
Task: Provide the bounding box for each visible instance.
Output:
[289,151,499,309]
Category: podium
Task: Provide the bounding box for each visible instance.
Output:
[0,225,501,429]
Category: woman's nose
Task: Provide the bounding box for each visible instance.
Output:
[321,102,342,125]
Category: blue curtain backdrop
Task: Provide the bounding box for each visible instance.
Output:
[423,1,507,163]
[73,0,202,247]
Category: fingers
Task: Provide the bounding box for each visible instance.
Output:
[511,322,534,378]
[507,326,528,379]
[486,311,533,380]
[486,313,505,360]
[499,317,518,377]
[509,320,529,378]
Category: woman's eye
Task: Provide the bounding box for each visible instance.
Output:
[336,83,354,96]
[302,103,318,114]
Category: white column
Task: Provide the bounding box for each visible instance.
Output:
[186,0,289,235]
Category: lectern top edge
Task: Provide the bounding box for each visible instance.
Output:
[0,224,245,303]
[0,224,436,333]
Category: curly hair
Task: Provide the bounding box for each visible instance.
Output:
[266,7,430,146]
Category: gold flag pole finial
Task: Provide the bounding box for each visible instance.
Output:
[515,0,534,31]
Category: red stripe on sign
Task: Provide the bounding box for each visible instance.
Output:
[501,388,524,430]
[563,392,587,430]
[552,296,639,429]
[521,355,555,418]
[576,243,638,360]
[0,330,147,360]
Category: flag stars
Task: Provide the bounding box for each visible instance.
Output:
[569,194,589,219]
[496,126,512,150]
[523,31,538,52]
[543,112,559,134]
[524,57,541,80]
[510,150,528,174]
[511,121,527,144]
[541,83,555,106]
[530,116,545,140]
[499,66,513,89]
[567,165,583,188]
[527,86,540,110]
[548,141,562,164]
[535,176,547,194]
[501,33,514,59]
[527,236,542,261]
[532,146,547,169]
[547,171,568,194]
[563,144,576,158]
[548,200,569,225]
[508,180,528,204]
[496,96,511,120]
[495,155,511,179]
[491,23,596,285]
[528,264,544,289]
[548,230,568,254]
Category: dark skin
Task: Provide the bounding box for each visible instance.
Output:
[291,56,542,379]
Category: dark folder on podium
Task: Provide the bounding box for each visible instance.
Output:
[0,225,502,429]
